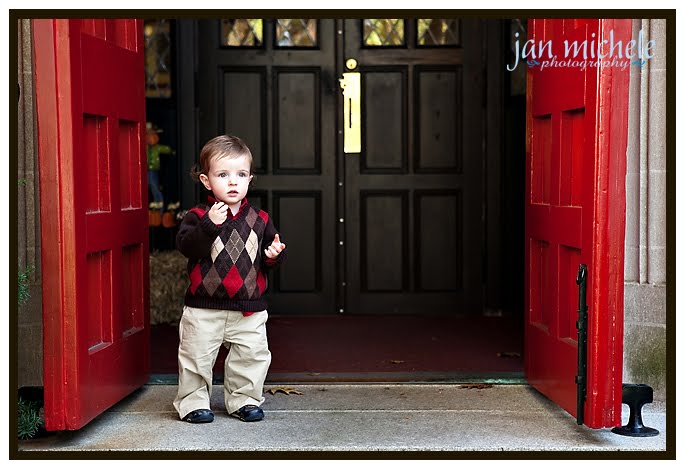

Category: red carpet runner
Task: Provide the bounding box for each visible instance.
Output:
[151,314,524,381]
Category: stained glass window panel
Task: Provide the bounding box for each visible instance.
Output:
[144,19,172,98]
[417,19,460,46]
[363,19,405,47]
[276,19,317,47]
[220,19,263,47]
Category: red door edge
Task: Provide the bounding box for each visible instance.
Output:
[584,18,631,429]
[33,19,76,431]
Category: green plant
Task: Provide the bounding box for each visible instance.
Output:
[18,265,34,307]
[17,397,43,440]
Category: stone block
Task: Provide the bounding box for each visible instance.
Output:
[18,324,43,387]
[647,69,666,171]
[623,323,667,401]
[647,19,666,72]
[623,282,666,325]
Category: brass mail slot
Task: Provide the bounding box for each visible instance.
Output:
[339,72,361,153]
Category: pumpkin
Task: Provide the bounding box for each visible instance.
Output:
[149,210,162,227]
[162,211,177,228]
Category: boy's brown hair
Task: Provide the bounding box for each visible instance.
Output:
[190,135,253,182]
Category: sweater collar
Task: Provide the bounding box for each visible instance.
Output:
[207,196,249,220]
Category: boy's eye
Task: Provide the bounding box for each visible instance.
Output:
[239,172,248,177]
[218,172,227,178]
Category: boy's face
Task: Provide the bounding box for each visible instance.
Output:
[199,154,253,208]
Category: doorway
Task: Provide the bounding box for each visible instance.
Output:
[146,18,526,380]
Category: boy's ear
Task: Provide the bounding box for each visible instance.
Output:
[199,173,211,191]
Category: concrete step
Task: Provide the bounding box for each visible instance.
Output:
[16,384,667,454]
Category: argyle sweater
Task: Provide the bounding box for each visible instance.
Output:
[176,198,286,312]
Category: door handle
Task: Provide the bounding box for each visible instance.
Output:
[339,67,361,153]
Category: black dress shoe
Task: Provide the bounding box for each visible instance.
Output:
[230,405,264,422]
[182,409,214,423]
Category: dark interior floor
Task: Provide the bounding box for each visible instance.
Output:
[151,314,524,382]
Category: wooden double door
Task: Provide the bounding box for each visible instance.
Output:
[197,19,484,315]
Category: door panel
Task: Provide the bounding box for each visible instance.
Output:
[343,19,484,314]
[524,18,630,428]
[33,19,149,430]
[198,19,337,314]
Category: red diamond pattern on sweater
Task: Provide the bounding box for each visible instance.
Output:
[189,263,203,295]
[256,270,267,294]
[223,265,243,298]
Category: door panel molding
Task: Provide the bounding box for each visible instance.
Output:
[360,65,408,174]
[414,189,463,292]
[358,190,409,293]
[414,64,463,174]
[272,66,322,175]
[217,66,268,173]
[272,191,323,293]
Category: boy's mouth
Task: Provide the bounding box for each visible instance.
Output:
[228,191,239,197]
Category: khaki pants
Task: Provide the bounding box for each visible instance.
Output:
[173,306,271,419]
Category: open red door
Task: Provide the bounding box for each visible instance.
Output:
[33,19,149,431]
[524,18,631,428]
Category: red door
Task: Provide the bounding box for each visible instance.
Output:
[524,18,631,428]
[33,19,149,431]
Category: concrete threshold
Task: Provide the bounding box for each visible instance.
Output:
[15,384,668,457]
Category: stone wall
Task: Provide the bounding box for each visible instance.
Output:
[623,19,667,401]
[17,19,43,387]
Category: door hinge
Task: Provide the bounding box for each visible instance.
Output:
[575,264,588,426]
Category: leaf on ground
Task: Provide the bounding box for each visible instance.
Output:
[459,384,493,389]
[389,360,405,364]
[265,387,304,396]
[497,352,521,358]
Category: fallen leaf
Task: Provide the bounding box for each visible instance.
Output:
[265,387,304,396]
[389,360,405,364]
[497,352,521,358]
[459,384,493,389]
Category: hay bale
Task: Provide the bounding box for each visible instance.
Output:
[149,250,188,325]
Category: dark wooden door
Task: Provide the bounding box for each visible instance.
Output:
[197,20,338,314]
[197,18,485,316]
[33,19,149,430]
[343,19,484,314]
[524,18,631,428]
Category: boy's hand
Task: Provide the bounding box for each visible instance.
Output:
[208,201,228,225]
[264,233,286,259]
